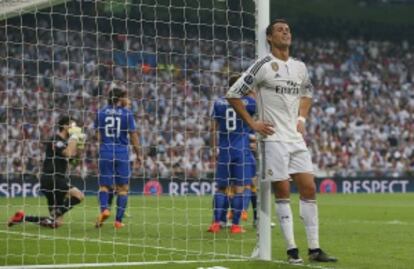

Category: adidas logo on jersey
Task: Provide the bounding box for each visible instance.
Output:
[274,73,281,78]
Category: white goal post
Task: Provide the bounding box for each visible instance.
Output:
[253,0,271,261]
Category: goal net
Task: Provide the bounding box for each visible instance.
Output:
[0,0,262,267]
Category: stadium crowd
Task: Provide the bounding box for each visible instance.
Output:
[1,19,414,179]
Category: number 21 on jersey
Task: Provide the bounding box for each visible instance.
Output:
[105,116,121,138]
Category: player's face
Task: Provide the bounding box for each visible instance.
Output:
[267,22,291,49]
[121,97,131,108]
[62,120,75,135]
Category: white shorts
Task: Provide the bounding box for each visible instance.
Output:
[261,140,313,181]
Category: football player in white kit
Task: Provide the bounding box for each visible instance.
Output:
[226,19,337,264]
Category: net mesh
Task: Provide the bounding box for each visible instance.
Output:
[0,0,258,266]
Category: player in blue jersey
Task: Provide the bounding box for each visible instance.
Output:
[244,132,258,224]
[224,131,257,227]
[94,88,141,229]
[208,75,257,234]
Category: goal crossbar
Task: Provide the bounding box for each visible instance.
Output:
[0,0,66,21]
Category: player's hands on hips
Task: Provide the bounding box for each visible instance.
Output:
[249,142,257,151]
[297,120,306,135]
[252,121,275,136]
[249,134,257,143]
[134,155,143,169]
[249,134,257,151]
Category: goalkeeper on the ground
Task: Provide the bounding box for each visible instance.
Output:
[8,116,86,228]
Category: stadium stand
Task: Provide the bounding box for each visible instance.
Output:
[1,18,413,179]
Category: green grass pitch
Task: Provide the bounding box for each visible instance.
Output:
[1,193,413,269]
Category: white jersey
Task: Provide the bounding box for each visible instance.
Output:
[226,53,313,142]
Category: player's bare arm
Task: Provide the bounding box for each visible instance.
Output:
[227,98,274,136]
[96,131,101,147]
[297,66,313,135]
[297,97,312,135]
[62,139,77,158]
[129,131,141,158]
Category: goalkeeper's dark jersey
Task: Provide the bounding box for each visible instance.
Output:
[42,134,68,177]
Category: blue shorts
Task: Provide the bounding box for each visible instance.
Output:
[98,151,131,186]
[215,148,256,188]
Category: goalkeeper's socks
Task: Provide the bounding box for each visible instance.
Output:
[54,196,81,217]
[61,196,81,216]
[275,199,297,250]
[231,193,243,225]
[24,216,49,223]
[251,191,257,221]
[98,191,109,212]
[299,199,320,250]
[243,188,252,211]
[213,191,226,222]
[115,195,128,222]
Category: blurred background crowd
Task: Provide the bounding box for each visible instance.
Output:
[1,1,414,179]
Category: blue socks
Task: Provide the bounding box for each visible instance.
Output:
[213,192,226,222]
[116,195,128,222]
[220,195,230,223]
[243,188,252,211]
[231,193,243,225]
[98,191,109,212]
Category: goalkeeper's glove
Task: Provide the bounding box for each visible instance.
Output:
[69,158,80,166]
[68,124,86,149]
[77,133,86,149]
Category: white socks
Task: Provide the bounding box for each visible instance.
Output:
[275,199,296,250]
[300,199,320,250]
[275,198,321,251]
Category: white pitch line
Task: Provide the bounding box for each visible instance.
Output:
[0,259,246,269]
[0,230,332,269]
[0,230,245,258]
[325,219,413,226]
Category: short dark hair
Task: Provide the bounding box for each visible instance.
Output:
[229,74,241,87]
[108,87,126,105]
[58,115,72,131]
[266,18,289,37]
